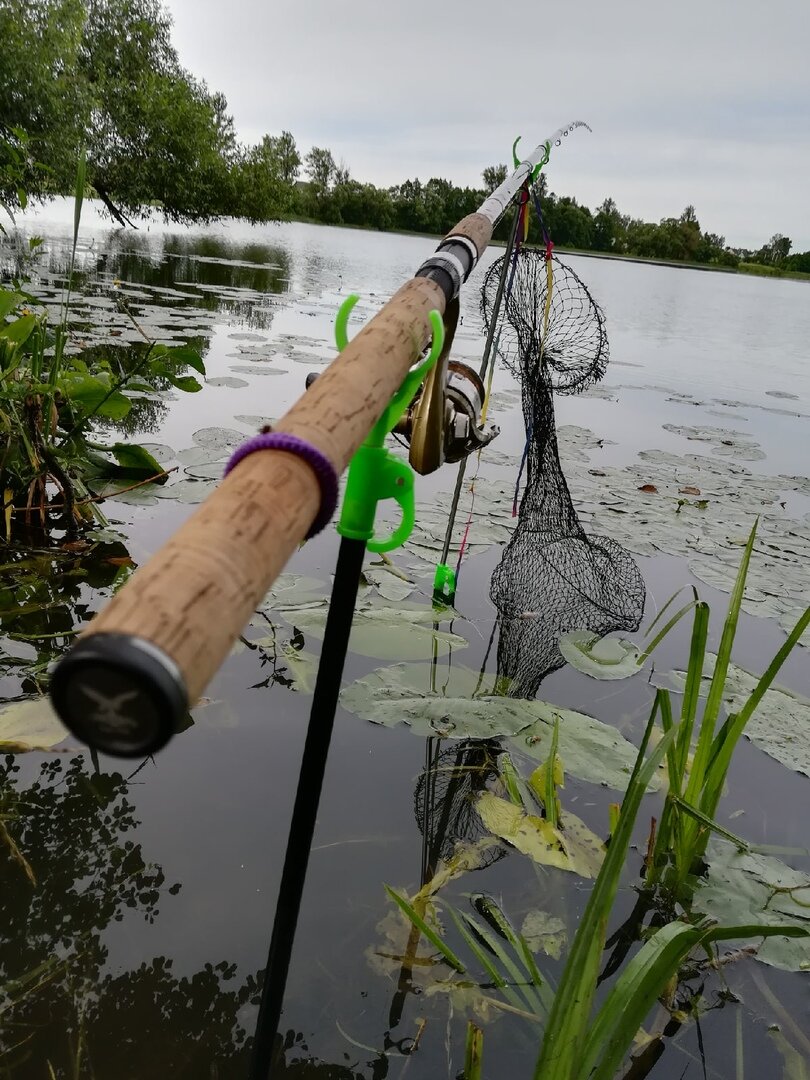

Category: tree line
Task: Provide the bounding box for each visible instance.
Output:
[2,0,806,275]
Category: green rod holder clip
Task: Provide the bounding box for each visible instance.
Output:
[512,135,551,182]
[335,295,444,554]
[432,562,457,604]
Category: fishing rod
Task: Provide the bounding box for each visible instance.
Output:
[48,121,589,1077]
[48,119,589,757]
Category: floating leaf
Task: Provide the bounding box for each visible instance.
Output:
[290,602,468,662]
[138,443,176,465]
[257,575,328,614]
[192,427,245,450]
[558,631,643,681]
[234,414,276,429]
[651,654,810,776]
[476,792,603,877]
[229,365,288,377]
[362,565,415,602]
[520,910,568,959]
[341,663,652,789]
[0,697,70,752]
[155,479,216,504]
[207,376,249,388]
[696,841,810,971]
[679,486,701,496]
[638,484,658,494]
[279,642,319,694]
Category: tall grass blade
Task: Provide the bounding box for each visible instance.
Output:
[582,920,808,1080]
[639,599,699,662]
[643,585,698,641]
[676,600,710,779]
[445,905,537,1020]
[474,896,555,1016]
[669,795,749,851]
[686,523,756,792]
[700,604,810,824]
[462,905,547,1018]
[533,699,679,1080]
[384,885,465,973]
[464,1022,484,1080]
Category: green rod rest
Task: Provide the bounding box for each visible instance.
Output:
[335,294,444,554]
[512,135,551,182]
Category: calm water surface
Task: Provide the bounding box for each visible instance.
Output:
[1,200,808,1078]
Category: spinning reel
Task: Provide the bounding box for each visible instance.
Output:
[306,297,499,476]
[396,298,499,474]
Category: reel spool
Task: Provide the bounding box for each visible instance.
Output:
[397,359,499,473]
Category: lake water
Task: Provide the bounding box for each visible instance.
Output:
[1,200,809,1078]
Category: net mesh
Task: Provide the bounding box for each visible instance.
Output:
[481,249,646,699]
[413,740,506,871]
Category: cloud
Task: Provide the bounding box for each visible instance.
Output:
[165,0,810,248]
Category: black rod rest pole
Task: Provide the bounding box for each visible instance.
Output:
[250,535,367,1079]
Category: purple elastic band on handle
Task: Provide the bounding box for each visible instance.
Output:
[224,432,339,539]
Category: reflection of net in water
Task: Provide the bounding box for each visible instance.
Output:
[481,250,646,698]
[414,740,506,876]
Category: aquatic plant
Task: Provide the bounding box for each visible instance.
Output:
[381,526,810,1078]
[0,156,206,538]
[645,521,810,895]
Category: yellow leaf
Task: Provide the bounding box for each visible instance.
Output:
[528,757,565,801]
[0,697,70,753]
[476,792,604,878]
[4,488,12,539]
[415,837,504,902]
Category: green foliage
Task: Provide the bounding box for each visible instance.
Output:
[482,164,508,193]
[646,523,810,894]
[0,0,236,224]
[0,286,204,537]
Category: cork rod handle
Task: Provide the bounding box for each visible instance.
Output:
[49,276,447,756]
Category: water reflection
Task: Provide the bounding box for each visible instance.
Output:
[3,229,293,335]
[0,753,265,1077]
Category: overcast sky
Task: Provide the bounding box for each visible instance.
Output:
[164,0,809,250]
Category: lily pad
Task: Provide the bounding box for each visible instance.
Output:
[476,792,603,877]
[341,662,655,789]
[207,376,249,388]
[257,575,328,614]
[362,565,416,603]
[290,602,468,662]
[0,697,71,752]
[558,630,643,680]
[192,427,245,450]
[695,840,810,971]
[652,654,810,777]
[229,365,288,377]
[520,910,567,959]
[176,445,228,467]
[234,415,277,429]
[183,462,226,480]
[279,642,320,694]
[155,479,216,503]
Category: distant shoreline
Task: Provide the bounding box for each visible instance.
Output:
[287,213,810,283]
